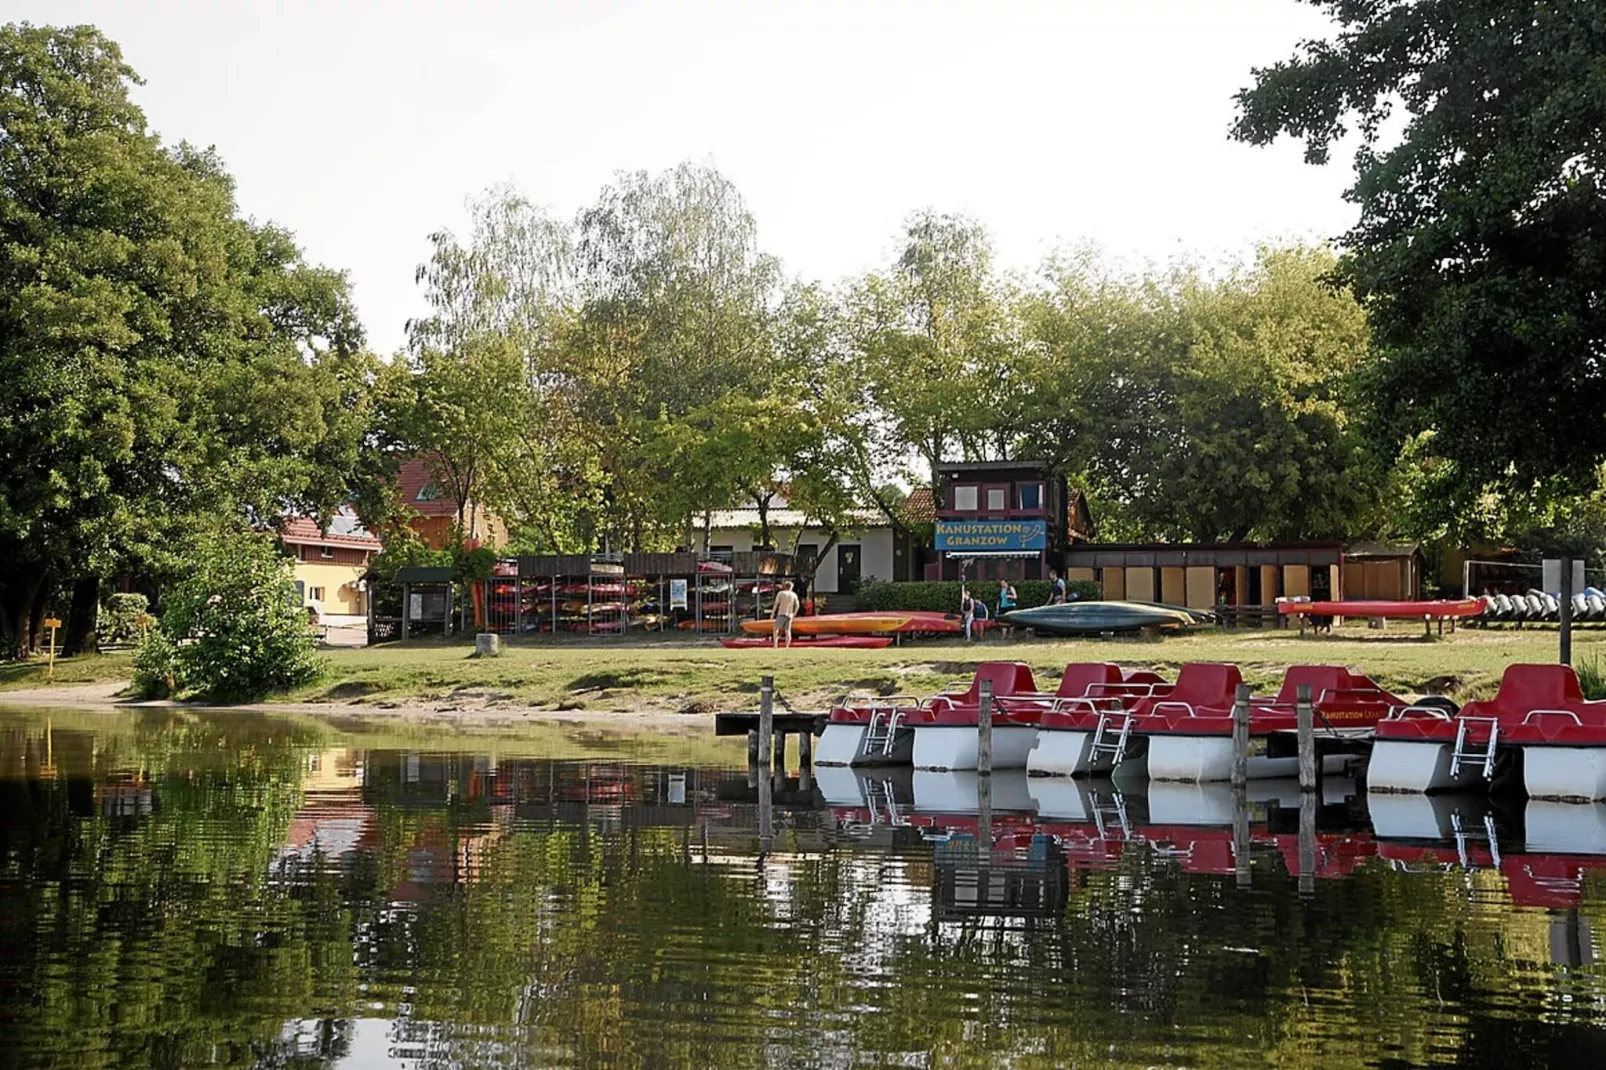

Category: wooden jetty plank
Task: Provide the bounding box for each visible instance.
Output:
[713,711,828,736]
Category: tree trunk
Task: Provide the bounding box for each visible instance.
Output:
[63,574,100,656]
[929,433,944,510]
[2,569,47,660]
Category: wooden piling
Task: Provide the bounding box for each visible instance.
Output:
[757,676,774,770]
[1296,682,1316,792]
[977,767,993,866]
[1230,683,1251,788]
[773,730,785,775]
[799,728,813,769]
[977,679,995,775]
[1298,788,1317,898]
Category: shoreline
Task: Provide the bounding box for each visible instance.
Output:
[0,681,725,731]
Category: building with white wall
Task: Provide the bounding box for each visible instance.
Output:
[695,502,904,596]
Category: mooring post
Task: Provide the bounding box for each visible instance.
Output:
[978,679,995,776]
[1231,683,1251,788]
[799,726,813,769]
[1296,682,1317,792]
[1298,788,1317,898]
[757,676,774,771]
[1561,559,1574,666]
[747,730,759,765]
[1233,788,1251,890]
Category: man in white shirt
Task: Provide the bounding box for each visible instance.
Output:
[772,581,801,648]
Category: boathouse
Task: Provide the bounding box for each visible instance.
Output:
[929,460,1095,581]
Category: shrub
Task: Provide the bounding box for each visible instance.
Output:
[131,626,181,699]
[855,579,1102,614]
[1578,653,1606,701]
[159,532,326,702]
[100,592,150,646]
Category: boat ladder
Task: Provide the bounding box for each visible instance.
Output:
[1089,711,1136,768]
[1449,716,1501,780]
[1089,790,1132,841]
[1450,810,1501,869]
[861,706,905,758]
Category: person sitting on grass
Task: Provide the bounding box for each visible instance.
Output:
[772,581,801,648]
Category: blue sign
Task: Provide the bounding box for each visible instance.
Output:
[935,520,1047,553]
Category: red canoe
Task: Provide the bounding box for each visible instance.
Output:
[719,635,895,649]
[1277,599,1484,618]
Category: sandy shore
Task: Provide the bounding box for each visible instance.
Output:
[0,682,720,731]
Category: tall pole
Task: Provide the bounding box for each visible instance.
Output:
[1230,683,1251,788]
[1296,683,1316,792]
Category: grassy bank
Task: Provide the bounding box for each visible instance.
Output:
[0,650,134,692]
[7,626,1603,713]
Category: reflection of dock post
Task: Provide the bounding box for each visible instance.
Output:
[758,761,774,854]
[1296,683,1316,792]
[757,676,774,771]
[1298,789,1317,898]
[1231,684,1251,788]
[978,680,994,776]
[977,765,993,867]
[798,728,812,792]
[1233,791,1251,889]
[1550,908,1595,967]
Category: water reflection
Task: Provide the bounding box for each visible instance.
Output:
[3,710,1606,1067]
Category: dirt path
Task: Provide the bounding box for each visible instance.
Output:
[0,682,720,731]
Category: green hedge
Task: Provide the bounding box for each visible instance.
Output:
[855,579,1102,614]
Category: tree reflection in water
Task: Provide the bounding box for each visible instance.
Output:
[1,710,1604,1068]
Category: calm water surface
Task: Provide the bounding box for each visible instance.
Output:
[3,708,1606,1068]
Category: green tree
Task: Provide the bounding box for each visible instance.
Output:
[0,23,372,658]
[144,532,323,701]
[1233,0,1606,504]
[1026,245,1377,541]
[849,212,1016,505]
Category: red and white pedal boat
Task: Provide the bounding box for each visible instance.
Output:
[1370,663,1606,799]
[1026,663,1172,777]
[1111,663,1406,783]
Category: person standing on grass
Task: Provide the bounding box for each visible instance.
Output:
[998,579,1017,614]
[1049,569,1067,605]
[772,581,801,648]
[961,589,976,642]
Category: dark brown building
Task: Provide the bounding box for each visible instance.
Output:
[931,460,1094,581]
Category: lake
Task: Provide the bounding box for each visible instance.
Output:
[2,707,1605,1068]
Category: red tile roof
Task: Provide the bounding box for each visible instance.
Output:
[396,457,462,517]
[280,516,382,549]
[902,488,935,524]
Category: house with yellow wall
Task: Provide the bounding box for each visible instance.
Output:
[281,510,382,626]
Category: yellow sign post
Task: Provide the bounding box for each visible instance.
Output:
[43,617,61,680]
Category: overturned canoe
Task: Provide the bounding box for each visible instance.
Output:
[1277,599,1484,619]
[1000,601,1197,636]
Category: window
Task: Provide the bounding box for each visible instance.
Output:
[308,586,326,602]
[710,545,734,561]
[319,546,334,559]
[416,482,442,502]
[986,487,1007,511]
[952,485,978,511]
[1018,483,1043,510]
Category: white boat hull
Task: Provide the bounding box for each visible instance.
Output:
[912,725,1037,771]
[1523,747,1606,802]
[1027,729,1108,777]
[813,763,867,806]
[1367,739,1484,794]
[1026,775,1095,819]
[814,723,865,767]
[814,721,913,767]
[1367,792,1462,841]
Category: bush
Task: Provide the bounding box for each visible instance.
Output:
[158,532,326,702]
[131,626,181,699]
[855,578,1102,614]
[100,592,150,646]
[1578,653,1606,701]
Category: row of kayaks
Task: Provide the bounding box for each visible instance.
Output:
[1478,589,1606,622]
[1001,600,1213,635]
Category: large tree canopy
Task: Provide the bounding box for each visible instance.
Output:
[1233,0,1606,501]
[0,23,372,656]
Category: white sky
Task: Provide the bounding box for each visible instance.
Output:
[18,0,1354,355]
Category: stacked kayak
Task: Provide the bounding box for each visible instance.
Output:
[1279,599,1484,619]
[1478,588,1606,624]
[1001,600,1201,636]
[719,635,893,650]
